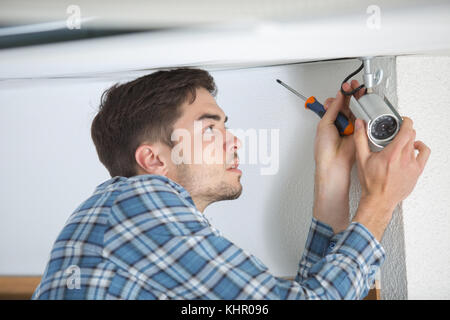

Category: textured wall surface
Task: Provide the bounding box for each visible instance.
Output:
[372,57,408,300]
[396,56,450,300]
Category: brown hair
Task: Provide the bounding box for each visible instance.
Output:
[91,68,217,178]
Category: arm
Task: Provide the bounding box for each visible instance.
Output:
[351,117,431,242]
[295,217,346,283]
[313,168,351,234]
[104,177,384,300]
[298,81,363,280]
[312,81,365,234]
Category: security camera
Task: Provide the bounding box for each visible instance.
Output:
[344,57,403,152]
[349,93,402,152]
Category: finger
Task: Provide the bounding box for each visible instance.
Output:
[353,118,371,163]
[341,82,352,118]
[414,140,431,174]
[342,82,352,106]
[351,80,366,99]
[351,79,366,99]
[403,129,416,159]
[349,112,356,124]
[383,117,414,155]
[340,107,351,120]
[323,98,335,110]
[322,89,345,124]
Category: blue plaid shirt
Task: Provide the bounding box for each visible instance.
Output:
[32,174,385,300]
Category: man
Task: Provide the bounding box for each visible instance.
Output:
[32,68,430,299]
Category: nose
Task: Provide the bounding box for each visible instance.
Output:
[224,130,242,153]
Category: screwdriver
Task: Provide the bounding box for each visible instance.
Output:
[276,79,354,136]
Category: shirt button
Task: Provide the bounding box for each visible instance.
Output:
[328,241,336,250]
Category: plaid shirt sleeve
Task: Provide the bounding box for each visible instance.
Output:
[296,217,346,283]
[294,218,384,298]
[32,175,385,300]
[103,177,385,300]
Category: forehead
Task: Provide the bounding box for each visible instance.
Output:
[174,87,226,128]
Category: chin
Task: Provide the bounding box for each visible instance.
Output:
[216,178,243,201]
[227,181,243,200]
[232,186,243,200]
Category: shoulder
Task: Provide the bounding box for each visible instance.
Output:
[112,174,195,209]
[107,174,212,236]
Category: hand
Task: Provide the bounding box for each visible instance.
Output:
[313,80,365,233]
[352,116,431,240]
[314,80,365,172]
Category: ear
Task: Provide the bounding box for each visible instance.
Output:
[135,143,169,176]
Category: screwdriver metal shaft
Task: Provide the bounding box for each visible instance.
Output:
[276,79,308,101]
[276,79,354,136]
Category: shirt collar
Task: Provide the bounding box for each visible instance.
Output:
[96,174,220,236]
[96,174,196,208]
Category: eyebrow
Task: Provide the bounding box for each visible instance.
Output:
[196,113,228,124]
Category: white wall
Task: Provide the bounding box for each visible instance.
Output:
[1,59,369,277]
[0,79,111,274]
[396,55,450,300]
[1,56,448,300]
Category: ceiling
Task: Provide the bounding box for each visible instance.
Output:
[0,0,449,79]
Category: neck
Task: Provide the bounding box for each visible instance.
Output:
[191,196,209,213]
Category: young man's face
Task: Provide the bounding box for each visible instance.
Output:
[165,87,243,210]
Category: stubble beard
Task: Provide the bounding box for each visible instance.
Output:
[175,163,242,205]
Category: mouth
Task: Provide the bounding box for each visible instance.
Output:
[226,158,242,174]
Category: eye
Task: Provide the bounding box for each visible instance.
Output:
[204,125,214,133]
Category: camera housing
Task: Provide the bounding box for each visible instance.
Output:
[349,93,403,152]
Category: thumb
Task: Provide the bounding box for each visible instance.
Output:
[322,90,345,124]
[353,119,371,163]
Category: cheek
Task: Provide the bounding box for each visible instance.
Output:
[202,137,225,165]
[203,164,226,178]
[196,162,226,182]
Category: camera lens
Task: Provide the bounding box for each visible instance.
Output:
[371,115,397,140]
